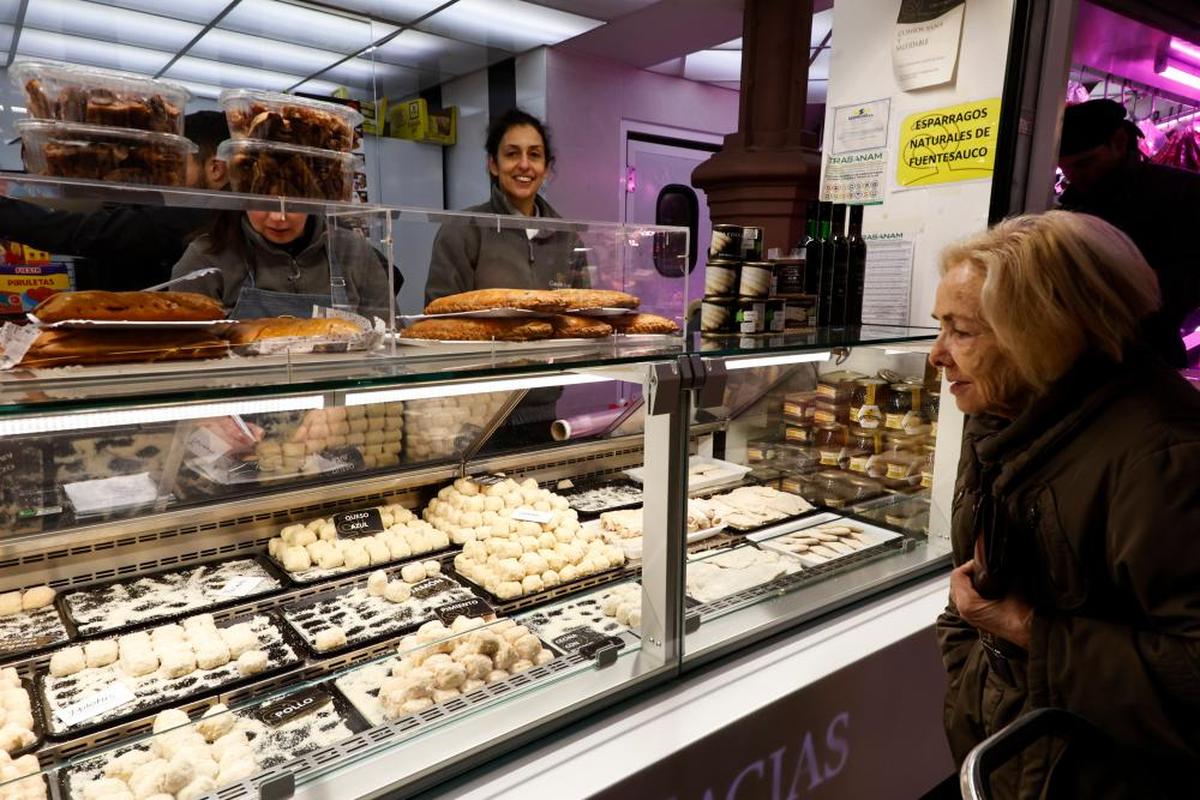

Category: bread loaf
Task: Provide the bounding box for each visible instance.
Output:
[403,318,553,341]
[550,315,613,338]
[226,317,362,344]
[21,330,229,367]
[552,289,640,310]
[424,289,568,315]
[32,291,225,323]
[608,313,680,334]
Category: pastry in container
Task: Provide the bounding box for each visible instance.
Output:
[18,120,195,186]
[10,60,188,134]
[218,139,353,201]
[220,88,362,152]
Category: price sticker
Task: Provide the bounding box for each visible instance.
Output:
[512,507,554,524]
[56,681,136,728]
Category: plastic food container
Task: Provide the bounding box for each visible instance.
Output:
[220,88,362,152]
[10,61,188,135]
[18,120,195,186]
[219,139,354,201]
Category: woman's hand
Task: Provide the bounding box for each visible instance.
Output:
[950,559,1034,649]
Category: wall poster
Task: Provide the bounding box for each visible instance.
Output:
[892,0,966,91]
[895,97,1001,190]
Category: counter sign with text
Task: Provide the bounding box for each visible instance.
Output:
[896,98,1001,189]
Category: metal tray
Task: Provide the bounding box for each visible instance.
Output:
[57,554,290,638]
[38,609,306,740]
[445,561,634,614]
[554,477,644,518]
[4,679,46,760]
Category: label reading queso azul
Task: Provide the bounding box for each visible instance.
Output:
[255,686,331,728]
[333,508,384,538]
[435,597,494,626]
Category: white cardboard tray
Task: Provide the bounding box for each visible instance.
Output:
[624,456,754,493]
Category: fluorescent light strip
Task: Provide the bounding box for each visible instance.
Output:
[725,351,832,371]
[346,374,612,406]
[1169,37,1200,67]
[1159,63,1200,92]
[0,395,324,438]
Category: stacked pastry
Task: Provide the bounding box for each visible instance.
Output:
[0,668,36,755]
[267,505,448,579]
[0,748,42,800]
[598,500,723,539]
[703,486,813,531]
[687,548,803,603]
[253,402,403,476]
[402,288,678,342]
[762,522,871,561]
[599,583,642,631]
[432,476,625,600]
[403,392,507,462]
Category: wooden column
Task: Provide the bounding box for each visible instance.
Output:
[692,0,821,255]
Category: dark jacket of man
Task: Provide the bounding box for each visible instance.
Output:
[0,198,210,290]
[938,346,1200,799]
[1059,160,1200,366]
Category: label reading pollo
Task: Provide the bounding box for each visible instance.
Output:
[255,686,332,728]
[333,508,384,538]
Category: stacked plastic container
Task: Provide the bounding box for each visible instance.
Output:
[218,89,361,202]
[10,61,196,187]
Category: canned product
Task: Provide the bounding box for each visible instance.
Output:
[850,378,890,430]
[740,226,764,260]
[704,258,740,296]
[773,256,805,295]
[764,299,786,333]
[886,384,924,432]
[710,224,743,259]
[779,295,816,329]
[738,261,773,298]
[701,297,738,334]
[736,299,766,334]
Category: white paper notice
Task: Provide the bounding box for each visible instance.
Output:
[862,235,915,325]
[218,576,268,598]
[893,0,966,91]
[56,681,136,727]
[63,472,159,515]
[512,507,555,524]
[832,99,891,154]
[823,149,887,204]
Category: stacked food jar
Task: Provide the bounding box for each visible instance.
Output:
[11,61,196,187]
[218,90,362,201]
[700,224,772,337]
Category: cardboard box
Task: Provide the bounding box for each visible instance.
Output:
[389,98,457,145]
[0,262,73,314]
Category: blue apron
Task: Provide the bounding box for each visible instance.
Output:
[229,256,333,320]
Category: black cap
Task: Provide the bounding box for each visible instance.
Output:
[1060,99,1141,157]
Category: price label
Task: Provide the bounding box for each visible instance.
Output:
[217,576,268,598]
[333,508,384,539]
[185,426,236,466]
[254,686,331,728]
[512,507,554,524]
[56,681,136,728]
[472,474,509,487]
[317,446,366,476]
[434,597,494,626]
[410,576,459,600]
[552,627,624,658]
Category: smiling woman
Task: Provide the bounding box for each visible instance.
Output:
[424,108,588,304]
[931,211,1200,799]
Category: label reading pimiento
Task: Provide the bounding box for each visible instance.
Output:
[435,597,494,626]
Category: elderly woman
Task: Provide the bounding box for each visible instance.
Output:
[932,211,1200,798]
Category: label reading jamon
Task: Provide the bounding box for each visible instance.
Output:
[333,508,385,539]
[255,686,332,728]
[434,597,494,626]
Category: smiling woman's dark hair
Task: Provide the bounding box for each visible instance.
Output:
[484,108,555,172]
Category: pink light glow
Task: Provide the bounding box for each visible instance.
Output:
[1169,37,1200,67]
[1160,63,1200,93]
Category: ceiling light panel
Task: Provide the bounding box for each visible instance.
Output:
[416,0,603,51]
[0,2,17,25]
[522,0,657,21]
[809,47,830,81]
[221,0,396,54]
[190,27,347,77]
[25,0,203,53]
[325,0,447,24]
[374,29,495,76]
[291,77,364,99]
[164,55,312,93]
[16,28,172,74]
[174,79,225,100]
[81,0,230,25]
[811,8,832,46]
[681,49,742,83]
[321,57,425,94]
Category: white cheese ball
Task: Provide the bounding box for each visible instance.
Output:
[400,562,426,583]
[281,545,311,573]
[128,759,170,800]
[236,650,268,677]
[193,639,230,671]
[367,570,388,596]
[521,575,544,594]
[210,731,249,762]
[20,586,55,611]
[195,703,235,742]
[104,749,155,782]
[152,709,190,734]
[342,542,370,570]
[219,624,260,658]
[315,627,347,652]
[176,777,217,800]
[49,646,86,677]
[383,581,412,604]
[159,650,197,679]
[365,538,391,565]
[217,755,258,785]
[0,593,23,618]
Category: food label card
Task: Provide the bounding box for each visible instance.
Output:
[435,597,493,626]
[333,508,384,538]
[552,627,623,658]
[217,576,269,599]
[255,686,332,728]
[56,681,135,727]
[512,507,554,524]
[471,474,509,487]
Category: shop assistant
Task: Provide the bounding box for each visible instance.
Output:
[169,209,395,319]
[425,108,586,304]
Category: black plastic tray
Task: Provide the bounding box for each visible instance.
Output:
[267,542,456,586]
[0,603,74,665]
[446,561,632,611]
[3,679,46,760]
[553,478,644,518]
[57,554,290,639]
[280,558,477,660]
[38,609,307,740]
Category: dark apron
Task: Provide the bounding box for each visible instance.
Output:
[229,257,333,320]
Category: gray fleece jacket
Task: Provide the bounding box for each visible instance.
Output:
[425,184,587,304]
[171,215,394,317]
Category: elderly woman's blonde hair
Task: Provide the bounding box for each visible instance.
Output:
[941,210,1160,394]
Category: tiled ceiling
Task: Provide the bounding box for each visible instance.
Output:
[0,0,657,100]
[647,8,832,103]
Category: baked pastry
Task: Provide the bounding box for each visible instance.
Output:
[607,313,680,334]
[403,318,553,341]
[23,78,183,133]
[21,330,229,368]
[424,289,568,315]
[550,315,613,339]
[226,317,362,344]
[226,99,357,151]
[33,291,224,323]
[224,146,350,202]
[551,288,640,310]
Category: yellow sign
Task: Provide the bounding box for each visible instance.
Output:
[896,98,1001,188]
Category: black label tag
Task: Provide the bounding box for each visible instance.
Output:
[333,508,384,538]
[471,473,508,486]
[435,597,493,625]
[412,576,460,600]
[254,686,332,728]
[551,626,619,654]
[320,446,365,476]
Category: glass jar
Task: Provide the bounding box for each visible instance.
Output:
[849,378,890,429]
[885,383,924,432]
[817,370,865,404]
[813,470,853,508]
[776,443,821,472]
[875,450,923,490]
[843,475,885,503]
[919,443,937,489]
[813,423,849,469]
[884,431,924,455]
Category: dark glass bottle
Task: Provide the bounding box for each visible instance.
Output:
[814,201,834,326]
[847,205,867,327]
[802,200,822,297]
[822,204,848,327]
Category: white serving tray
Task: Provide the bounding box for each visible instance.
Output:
[750,511,901,568]
[624,456,754,493]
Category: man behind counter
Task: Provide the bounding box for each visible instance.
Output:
[0,111,230,291]
[1057,98,1200,367]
